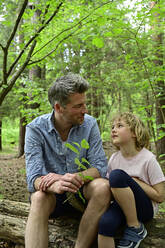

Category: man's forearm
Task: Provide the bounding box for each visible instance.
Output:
[34,177,43,191]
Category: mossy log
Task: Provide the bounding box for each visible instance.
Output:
[0,199,165,248]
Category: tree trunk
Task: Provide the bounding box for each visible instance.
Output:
[0,199,80,248]
[0,119,2,150]
[17,116,27,157]
[0,199,165,248]
[17,5,45,157]
[151,1,165,166]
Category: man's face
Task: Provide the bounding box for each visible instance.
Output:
[61,93,88,126]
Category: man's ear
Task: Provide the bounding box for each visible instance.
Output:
[54,102,62,113]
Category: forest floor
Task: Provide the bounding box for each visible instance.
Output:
[0,151,165,248]
[0,154,29,248]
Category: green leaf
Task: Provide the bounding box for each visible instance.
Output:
[72,142,80,149]
[65,143,79,155]
[81,139,89,149]
[78,190,86,204]
[159,154,165,158]
[92,37,104,48]
[83,175,94,181]
[81,157,91,166]
[75,158,87,170]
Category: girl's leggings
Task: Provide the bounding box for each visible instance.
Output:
[98,169,154,237]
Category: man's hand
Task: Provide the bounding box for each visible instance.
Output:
[39,173,84,194]
[39,173,60,191]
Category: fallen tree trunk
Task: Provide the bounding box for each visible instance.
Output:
[0,199,165,248]
[0,199,80,248]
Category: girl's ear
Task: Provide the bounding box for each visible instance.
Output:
[132,132,136,138]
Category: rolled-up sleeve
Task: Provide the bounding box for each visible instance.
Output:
[25,126,45,192]
[87,120,108,178]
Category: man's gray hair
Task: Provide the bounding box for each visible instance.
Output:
[48,73,89,108]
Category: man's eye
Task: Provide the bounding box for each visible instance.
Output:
[75,105,81,108]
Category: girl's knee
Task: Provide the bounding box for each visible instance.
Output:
[109,169,129,188]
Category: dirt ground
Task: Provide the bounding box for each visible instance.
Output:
[0,154,29,203]
[0,154,29,248]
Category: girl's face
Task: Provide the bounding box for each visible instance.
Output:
[111,119,136,147]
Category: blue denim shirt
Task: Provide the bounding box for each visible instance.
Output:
[25,112,108,192]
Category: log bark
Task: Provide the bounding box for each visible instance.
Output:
[0,199,80,248]
[0,199,165,248]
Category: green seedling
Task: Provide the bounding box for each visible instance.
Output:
[64,139,94,203]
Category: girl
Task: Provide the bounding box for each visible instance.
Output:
[98,112,165,248]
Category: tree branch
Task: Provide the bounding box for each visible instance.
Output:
[0,41,36,106]
[2,47,8,84]
[28,29,78,65]
[29,0,114,63]
[6,0,28,50]
[1,0,28,85]
[0,43,4,49]
[6,1,64,78]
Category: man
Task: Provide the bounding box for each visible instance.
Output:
[25,73,110,248]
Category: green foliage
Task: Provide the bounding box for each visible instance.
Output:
[19,168,26,175]
[65,139,93,175]
[0,194,4,200]
[65,143,80,155]
[2,118,19,149]
[0,184,4,199]
[65,139,93,203]
[0,0,165,161]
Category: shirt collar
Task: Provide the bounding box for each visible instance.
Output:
[48,110,56,133]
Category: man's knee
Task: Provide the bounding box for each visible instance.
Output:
[30,191,56,215]
[84,178,110,206]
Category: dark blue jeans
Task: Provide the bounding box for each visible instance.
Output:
[98,169,154,237]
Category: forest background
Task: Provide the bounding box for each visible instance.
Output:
[0,0,165,167]
[0,1,165,247]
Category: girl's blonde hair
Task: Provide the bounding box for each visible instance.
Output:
[112,112,150,150]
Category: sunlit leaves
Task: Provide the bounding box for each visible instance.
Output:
[92,37,104,48]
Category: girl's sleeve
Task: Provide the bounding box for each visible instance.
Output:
[106,153,115,179]
[147,156,165,185]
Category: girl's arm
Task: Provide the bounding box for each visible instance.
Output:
[132,177,165,203]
